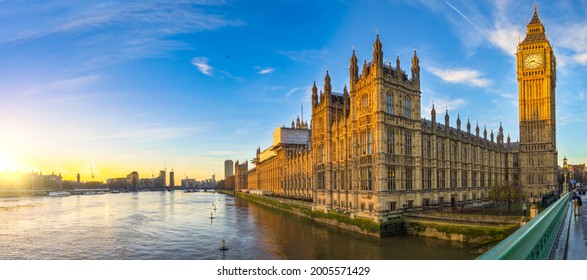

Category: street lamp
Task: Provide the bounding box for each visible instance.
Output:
[564,156,568,193]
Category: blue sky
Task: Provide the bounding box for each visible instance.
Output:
[0,0,586,182]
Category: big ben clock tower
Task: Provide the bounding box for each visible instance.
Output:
[517,4,558,198]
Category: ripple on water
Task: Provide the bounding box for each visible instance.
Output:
[118,213,153,225]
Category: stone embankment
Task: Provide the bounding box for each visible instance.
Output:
[221,190,519,244]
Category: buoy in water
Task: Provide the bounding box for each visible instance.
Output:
[219,239,228,251]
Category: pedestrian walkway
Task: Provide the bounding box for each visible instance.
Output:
[556,194,587,260]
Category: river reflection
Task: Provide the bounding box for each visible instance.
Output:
[0,192,479,260]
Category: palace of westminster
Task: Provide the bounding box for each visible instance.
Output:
[232,6,558,222]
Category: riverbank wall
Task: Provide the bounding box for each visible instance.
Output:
[403,212,520,244]
[221,190,520,244]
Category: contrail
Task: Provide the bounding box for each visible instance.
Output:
[446,1,490,41]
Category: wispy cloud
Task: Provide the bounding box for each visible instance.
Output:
[0,2,244,70]
[579,91,586,101]
[421,97,467,119]
[554,23,587,65]
[90,125,204,142]
[234,120,259,135]
[427,66,491,87]
[445,1,489,40]
[285,87,301,97]
[24,75,101,96]
[278,49,328,62]
[191,57,213,76]
[257,67,275,74]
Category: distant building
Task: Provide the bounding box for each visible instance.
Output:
[128,171,139,190]
[170,170,175,188]
[252,125,311,198]
[182,178,197,188]
[107,177,128,190]
[224,160,234,179]
[247,168,258,190]
[139,178,156,189]
[234,160,248,191]
[225,175,235,190]
[158,170,166,188]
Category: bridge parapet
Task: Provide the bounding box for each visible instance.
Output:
[477,193,570,260]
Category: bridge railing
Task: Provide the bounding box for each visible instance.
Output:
[477,193,570,260]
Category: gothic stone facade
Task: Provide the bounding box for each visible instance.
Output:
[517,6,558,197]
[252,7,556,222]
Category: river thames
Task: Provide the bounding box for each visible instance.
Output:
[0,191,480,260]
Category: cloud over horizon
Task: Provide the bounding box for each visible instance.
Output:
[427,66,491,87]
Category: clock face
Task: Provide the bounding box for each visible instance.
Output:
[524,53,543,69]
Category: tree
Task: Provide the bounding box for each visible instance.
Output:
[488,181,525,214]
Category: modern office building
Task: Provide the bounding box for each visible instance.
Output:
[224,160,234,180]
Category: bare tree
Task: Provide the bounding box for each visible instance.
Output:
[488,181,525,214]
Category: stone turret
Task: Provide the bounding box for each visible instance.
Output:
[484,126,487,140]
[444,109,449,131]
[431,104,436,129]
[373,35,383,66]
[467,118,471,134]
[350,50,358,89]
[311,81,318,107]
[411,49,420,84]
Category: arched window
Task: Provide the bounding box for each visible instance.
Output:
[404,97,411,118]
[386,92,394,114]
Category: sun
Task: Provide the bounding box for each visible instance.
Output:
[0,156,17,173]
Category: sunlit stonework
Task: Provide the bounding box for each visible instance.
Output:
[517,5,558,197]
[247,6,557,222]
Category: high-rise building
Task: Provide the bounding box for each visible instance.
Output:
[516,4,558,197]
[170,170,175,188]
[224,160,234,179]
[158,170,166,188]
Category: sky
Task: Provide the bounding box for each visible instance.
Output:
[0,0,586,182]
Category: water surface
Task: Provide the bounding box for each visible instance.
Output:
[0,192,480,259]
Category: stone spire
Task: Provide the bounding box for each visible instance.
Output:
[373,34,383,66]
[522,2,546,44]
[411,49,420,82]
[467,118,471,134]
[350,49,359,87]
[483,125,487,139]
[431,103,436,125]
[324,70,332,105]
[343,84,349,117]
[311,81,318,106]
[456,114,461,131]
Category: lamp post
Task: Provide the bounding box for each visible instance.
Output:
[523,203,527,217]
[564,156,568,193]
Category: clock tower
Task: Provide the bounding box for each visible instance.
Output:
[517,4,558,198]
